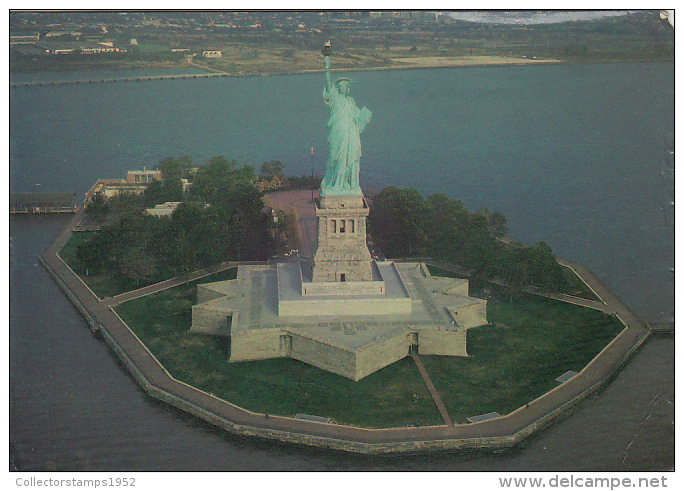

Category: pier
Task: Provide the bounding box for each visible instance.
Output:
[10,192,79,214]
[10,71,230,88]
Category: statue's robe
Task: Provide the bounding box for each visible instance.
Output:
[321,84,370,196]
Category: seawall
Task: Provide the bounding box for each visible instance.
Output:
[38,218,654,455]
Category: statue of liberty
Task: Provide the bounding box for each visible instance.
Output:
[320,41,372,196]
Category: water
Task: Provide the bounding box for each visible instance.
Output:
[9,67,211,84]
[10,62,674,322]
[9,62,674,470]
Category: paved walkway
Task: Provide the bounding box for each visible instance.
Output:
[38,208,653,453]
[104,261,238,307]
[410,352,453,426]
[262,190,318,259]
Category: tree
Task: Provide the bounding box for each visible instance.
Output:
[75,155,280,280]
[191,156,240,203]
[119,248,156,286]
[164,202,206,272]
[158,155,193,180]
[85,193,109,221]
[260,160,284,179]
[525,241,566,292]
[144,177,184,206]
[107,191,145,215]
[424,193,469,260]
[143,180,165,207]
[76,231,114,273]
[475,207,508,238]
[502,256,530,302]
[158,157,181,181]
[164,177,184,202]
[368,186,430,258]
[366,186,566,292]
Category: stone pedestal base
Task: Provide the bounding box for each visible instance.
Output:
[312,195,373,282]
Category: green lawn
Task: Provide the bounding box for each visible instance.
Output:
[114,268,623,428]
[115,268,441,428]
[426,262,601,301]
[560,265,601,301]
[421,293,623,423]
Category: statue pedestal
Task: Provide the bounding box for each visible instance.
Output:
[312,195,373,283]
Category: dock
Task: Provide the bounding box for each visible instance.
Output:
[10,192,79,214]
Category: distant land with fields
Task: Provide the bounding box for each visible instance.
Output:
[10,10,674,76]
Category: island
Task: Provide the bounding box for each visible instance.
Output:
[34,40,655,452]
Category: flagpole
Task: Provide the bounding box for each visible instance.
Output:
[311,145,314,202]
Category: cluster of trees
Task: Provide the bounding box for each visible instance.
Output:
[77,156,274,287]
[78,157,566,294]
[255,159,321,193]
[368,186,566,293]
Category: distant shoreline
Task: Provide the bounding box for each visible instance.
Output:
[10,55,673,82]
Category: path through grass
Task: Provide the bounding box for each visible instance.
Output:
[115,269,441,428]
[115,269,623,428]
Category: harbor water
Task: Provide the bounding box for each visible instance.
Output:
[9,61,674,470]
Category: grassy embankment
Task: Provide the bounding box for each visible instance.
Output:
[423,286,621,422]
[114,268,441,428]
[114,267,622,428]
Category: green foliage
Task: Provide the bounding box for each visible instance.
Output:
[143,178,183,207]
[68,155,275,296]
[369,187,567,292]
[157,155,192,180]
[368,186,430,257]
[84,192,110,221]
[119,247,156,285]
[191,156,244,204]
[259,159,284,179]
[523,241,566,292]
[475,207,508,238]
[106,191,145,215]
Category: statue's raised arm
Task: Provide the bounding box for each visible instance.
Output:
[319,41,371,197]
[323,41,333,90]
